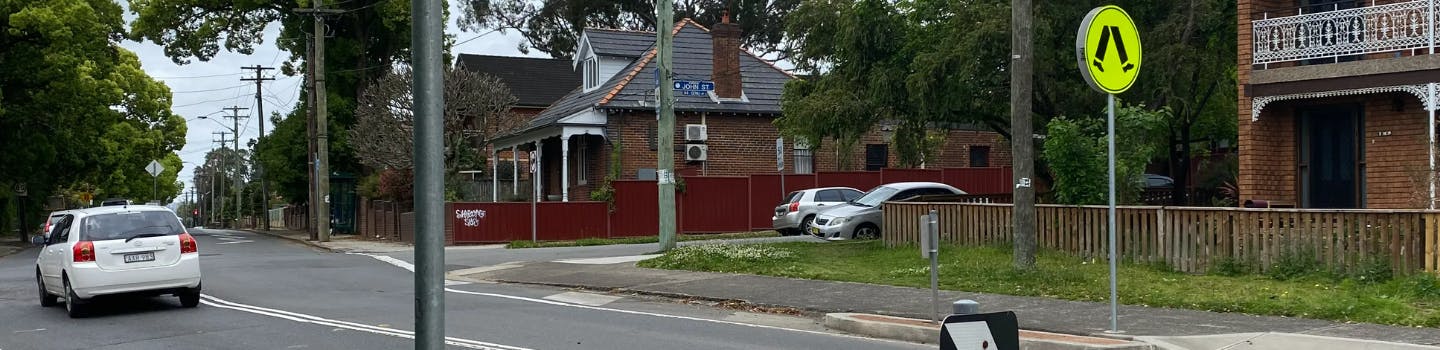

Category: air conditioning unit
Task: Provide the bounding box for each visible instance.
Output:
[685,144,708,161]
[685,124,708,141]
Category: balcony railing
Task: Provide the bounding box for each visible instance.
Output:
[1253,0,1437,65]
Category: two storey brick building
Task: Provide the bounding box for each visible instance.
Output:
[1240,0,1440,209]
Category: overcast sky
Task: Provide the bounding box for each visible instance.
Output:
[130,3,546,202]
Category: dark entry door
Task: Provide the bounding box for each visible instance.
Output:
[1300,106,1360,208]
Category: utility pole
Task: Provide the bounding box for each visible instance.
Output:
[412,0,446,347]
[656,0,677,252]
[223,106,248,229]
[212,133,230,227]
[1010,0,1037,270]
[242,65,275,231]
[305,37,318,240]
[296,5,342,242]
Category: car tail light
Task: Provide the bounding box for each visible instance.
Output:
[44,221,51,234]
[73,241,95,263]
[179,233,198,254]
[788,202,800,213]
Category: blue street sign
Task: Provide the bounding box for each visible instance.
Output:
[673,80,715,92]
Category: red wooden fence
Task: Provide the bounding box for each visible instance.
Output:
[446,167,1012,243]
[611,180,659,237]
[679,176,752,233]
[817,171,884,190]
[881,168,944,184]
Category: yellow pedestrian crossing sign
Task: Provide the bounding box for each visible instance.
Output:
[1076,5,1142,94]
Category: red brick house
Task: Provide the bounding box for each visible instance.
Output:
[1239,0,1439,209]
[492,18,1012,202]
[457,54,580,199]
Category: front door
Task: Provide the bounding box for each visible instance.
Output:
[1299,105,1361,208]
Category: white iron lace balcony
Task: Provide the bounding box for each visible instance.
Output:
[1253,1,1437,65]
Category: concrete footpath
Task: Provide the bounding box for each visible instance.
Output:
[243,229,1439,349]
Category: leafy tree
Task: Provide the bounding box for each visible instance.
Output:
[461,0,798,59]
[1,0,186,209]
[129,0,416,204]
[351,67,523,191]
[1042,103,1167,205]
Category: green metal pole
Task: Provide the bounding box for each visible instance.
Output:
[656,0,677,252]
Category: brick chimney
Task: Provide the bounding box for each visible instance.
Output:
[711,12,743,99]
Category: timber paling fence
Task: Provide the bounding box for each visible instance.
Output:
[884,203,1440,275]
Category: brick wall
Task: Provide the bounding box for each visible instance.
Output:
[809,127,1013,171]
[605,111,1012,179]
[1362,95,1428,209]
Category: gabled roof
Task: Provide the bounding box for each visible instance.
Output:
[584,28,655,58]
[456,54,581,108]
[503,19,796,138]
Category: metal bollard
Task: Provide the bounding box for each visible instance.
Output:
[952,300,979,315]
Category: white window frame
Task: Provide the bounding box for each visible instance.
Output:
[583,57,600,91]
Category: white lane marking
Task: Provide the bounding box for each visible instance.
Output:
[214,240,255,245]
[12,328,45,333]
[542,292,622,307]
[352,253,910,344]
[448,262,523,276]
[553,254,660,265]
[200,294,530,350]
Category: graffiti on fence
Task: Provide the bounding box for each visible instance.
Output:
[455,209,487,227]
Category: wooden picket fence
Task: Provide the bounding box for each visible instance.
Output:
[883,202,1440,275]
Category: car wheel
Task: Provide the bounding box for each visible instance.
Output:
[37,273,57,307]
[800,216,816,236]
[64,277,86,318]
[854,224,880,240]
[179,288,201,308]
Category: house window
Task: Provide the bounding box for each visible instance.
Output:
[793,138,813,174]
[794,149,813,174]
[865,144,888,171]
[583,57,600,90]
[969,146,990,168]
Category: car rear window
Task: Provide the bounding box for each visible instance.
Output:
[80,211,185,241]
[783,191,802,203]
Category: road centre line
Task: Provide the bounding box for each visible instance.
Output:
[199,294,530,350]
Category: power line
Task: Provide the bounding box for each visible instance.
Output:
[154,72,248,79]
[173,84,251,94]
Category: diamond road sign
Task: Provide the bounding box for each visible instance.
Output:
[146,160,164,177]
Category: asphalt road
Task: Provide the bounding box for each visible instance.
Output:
[0,229,923,349]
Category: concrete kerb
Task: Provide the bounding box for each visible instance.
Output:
[241,229,342,253]
[823,313,1153,349]
[485,277,828,318]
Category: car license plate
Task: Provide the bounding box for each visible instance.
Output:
[810,227,820,234]
[124,252,155,263]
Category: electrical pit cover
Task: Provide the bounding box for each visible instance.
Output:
[1076,5,1142,94]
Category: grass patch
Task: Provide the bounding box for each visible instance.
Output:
[638,241,1440,327]
[505,231,782,249]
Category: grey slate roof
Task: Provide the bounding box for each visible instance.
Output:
[456,54,580,108]
[502,21,795,138]
[585,29,654,58]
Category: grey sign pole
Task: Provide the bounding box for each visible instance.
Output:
[1106,94,1118,333]
[412,0,445,347]
[928,210,940,323]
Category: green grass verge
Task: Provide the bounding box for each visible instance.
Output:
[505,231,782,249]
[637,240,1440,327]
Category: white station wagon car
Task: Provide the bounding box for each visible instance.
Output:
[33,205,202,318]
